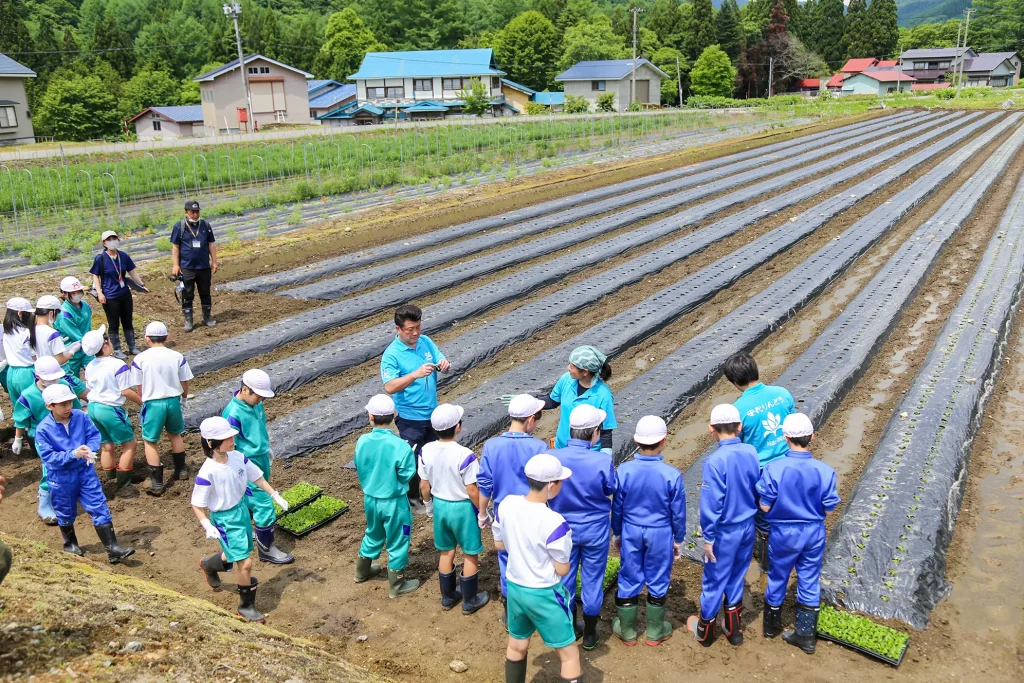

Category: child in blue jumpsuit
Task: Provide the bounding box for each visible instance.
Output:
[478,394,548,626]
[548,404,616,650]
[756,413,840,654]
[687,404,760,647]
[611,415,686,647]
[543,345,617,451]
[34,384,134,564]
[354,394,420,598]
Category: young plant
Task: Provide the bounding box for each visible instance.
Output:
[817,605,910,664]
[273,482,323,517]
[277,495,348,535]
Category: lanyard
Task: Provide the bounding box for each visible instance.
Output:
[107,251,123,280]
[185,220,202,241]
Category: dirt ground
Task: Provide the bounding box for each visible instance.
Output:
[1,110,1023,682]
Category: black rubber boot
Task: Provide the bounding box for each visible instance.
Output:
[254,525,294,564]
[582,614,600,651]
[104,468,117,481]
[500,593,509,632]
[124,330,140,355]
[723,602,744,646]
[115,469,133,488]
[687,615,717,647]
[183,308,194,333]
[109,333,127,360]
[388,569,420,598]
[200,553,232,591]
[763,603,783,639]
[146,465,164,496]
[236,578,265,623]
[505,658,528,683]
[783,603,819,654]
[754,529,769,573]
[171,452,189,481]
[438,570,462,610]
[354,556,381,583]
[202,306,216,328]
[94,523,135,564]
[460,572,489,615]
[572,603,583,639]
[59,525,84,556]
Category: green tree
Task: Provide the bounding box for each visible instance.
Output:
[686,0,717,61]
[496,11,562,90]
[119,68,181,119]
[690,44,735,96]
[434,0,470,48]
[457,78,490,115]
[36,68,122,140]
[783,0,808,42]
[280,14,324,74]
[844,0,869,59]
[314,8,387,82]
[206,17,237,67]
[810,0,846,68]
[647,0,685,49]
[596,91,616,111]
[716,0,744,62]
[0,0,31,55]
[556,0,596,31]
[865,0,898,59]
[971,0,1024,52]
[91,13,134,79]
[558,14,628,71]
[135,14,208,80]
[652,46,688,104]
[563,93,589,113]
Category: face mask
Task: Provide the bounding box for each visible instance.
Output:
[186,217,199,226]
[39,378,59,387]
[105,239,120,250]
[69,293,83,305]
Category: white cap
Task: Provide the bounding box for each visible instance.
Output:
[710,404,741,425]
[81,325,107,357]
[365,394,396,416]
[508,394,545,419]
[200,416,239,440]
[633,415,668,445]
[524,453,572,482]
[569,404,606,430]
[101,230,119,241]
[60,276,84,293]
[42,383,76,405]
[783,413,815,438]
[431,403,464,431]
[5,297,33,313]
[34,356,66,381]
[35,295,62,311]
[242,369,275,398]
[145,321,168,337]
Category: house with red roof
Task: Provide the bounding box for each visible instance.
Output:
[790,78,821,96]
[840,58,879,75]
[841,70,916,96]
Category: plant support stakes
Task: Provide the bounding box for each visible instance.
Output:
[820,133,1024,629]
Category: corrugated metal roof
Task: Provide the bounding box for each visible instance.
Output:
[533,91,565,105]
[963,52,1019,72]
[901,47,973,60]
[876,60,899,67]
[0,54,35,77]
[796,78,820,88]
[556,59,669,81]
[193,54,313,82]
[850,71,916,83]
[501,78,536,95]
[307,79,337,93]
[841,58,878,73]
[309,84,357,109]
[825,73,847,88]
[128,105,204,123]
[911,82,952,91]
[349,49,504,80]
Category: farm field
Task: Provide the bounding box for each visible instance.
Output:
[1,107,1022,682]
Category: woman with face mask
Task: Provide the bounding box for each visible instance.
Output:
[3,297,37,404]
[54,277,94,379]
[33,296,80,367]
[90,231,147,359]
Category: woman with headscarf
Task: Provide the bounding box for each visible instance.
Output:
[541,345,617,453]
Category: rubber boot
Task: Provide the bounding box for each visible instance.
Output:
[171,452,189,481]
[109,333,127,360]
[612,597,639,646]
[460,572,489,615]
[723,602,744,645]
[500,593,509,632]
[438,570,462,610]
[354,556,381,583]
[124,330,140,355]
[94,523,135,564]
[59,525,84,556]
[388,568,420,598]
[236,578,265,623]
[200,553,233,591]
[582,614,600,651]
[783,604,819,654]
[505,658,528,683]
[37,486,58,526]
[202,306,216,328]
[183,308,194,333]
[571,603,583,639]
[104,468,117,481]
[255,525,294,564]
[763,603,783,639]
[687,615,717,647]
[754,529,769,573]
[644,597,673,646]
[146,464,164,496]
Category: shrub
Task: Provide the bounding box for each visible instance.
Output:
[287,209,302,225]
[563,94,590,114]
[596,92,616,112]
[155,236,172,252]
[690,45,737,97]
[524,101,549,115]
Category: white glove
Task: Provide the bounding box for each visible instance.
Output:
[179,396,188,412]
[66,341,82,356]
[11,436,23,454]
[272,492,289,512]
[0,359,8,373]
[477,509,493,529]
[201,518,221,540]
[424,499,433,518]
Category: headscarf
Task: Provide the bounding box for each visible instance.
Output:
[569,345,607,374]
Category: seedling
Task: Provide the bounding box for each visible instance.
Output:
[576,556,621,595]
[273,482,323,518]
[277,495,348,536]
[817,605,910,666]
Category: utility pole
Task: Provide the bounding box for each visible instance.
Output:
[629,7,645,108]
[768,57,774,98]
[956,8,975,98]
[676,55,683,106]
[223,2,252,134]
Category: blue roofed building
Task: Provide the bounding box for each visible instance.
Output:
[309,83,357,123]
[556,59,667,111]
[128,105,204,140]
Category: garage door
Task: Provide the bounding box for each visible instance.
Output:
[635,79,650,103]
[251,82,274,113]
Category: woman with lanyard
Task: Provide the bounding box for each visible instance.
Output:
[541,345,617,453]
[3,297,37,404]
[90,230,148,360]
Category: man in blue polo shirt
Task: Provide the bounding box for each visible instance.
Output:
[170,200,218,332]
[381,303,450,513]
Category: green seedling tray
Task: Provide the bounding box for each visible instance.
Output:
[277,495,349,537]
[817,606,910,667]
[576,556,621,595]
[274,482,323,519]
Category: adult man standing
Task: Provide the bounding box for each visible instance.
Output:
[171,200,218,332]
[380,304,450,514]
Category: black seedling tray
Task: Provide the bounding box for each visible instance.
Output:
[275,490,322,520]
[817,630,909,667]
[278,503,349,538]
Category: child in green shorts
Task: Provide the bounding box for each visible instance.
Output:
[418,403,489,615]
[192,416,290,623]
[130,321,193,496]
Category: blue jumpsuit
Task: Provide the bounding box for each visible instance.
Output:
[698,437,761,620]
[548,439,616,616]
[34,410,110,528]
[756,449,840,607]
[612,454,686,600]
[478,431,548,596]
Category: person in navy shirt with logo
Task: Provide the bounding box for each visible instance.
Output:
[171,199,218,332]
[90,230,147,359]
[380,304,450,513]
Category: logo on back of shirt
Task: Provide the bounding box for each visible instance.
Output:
[762,411,782,437]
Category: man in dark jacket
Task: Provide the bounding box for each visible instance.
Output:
[170,200,218,332]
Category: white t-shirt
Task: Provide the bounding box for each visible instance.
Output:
[418,440,479,502]
[191,450,264,512]
[85,356,132,406]
[2,328,35,367]
[492,495,573,588]
[33,324,67,360]
[130,346,193,401]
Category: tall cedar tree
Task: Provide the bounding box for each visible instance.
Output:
[91,14,135,79]
[494,10,562,90]
[970,0,1024,52]
[686,0,717,61]
[647,0,685,50]
[844,0,869,59]
[716,0,744,62]
[810,0,847,68]
[783,0,808,42]
[866,0,899,59]
[0,0,31,56]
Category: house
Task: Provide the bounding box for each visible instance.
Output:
[501,79,534,114]
[791,78,821,96]
[532,91,565,112]
[841,70,916,96]
[309,82,357,121]
[898,47,976,84]
[825,73,847,92]
[961,52,1021,87]
[193,54,313,135]
[128,106,203,140]
[840,58,879,75]
[0,54,36,145]
[555,59,667,110]
[898,47,1019,87]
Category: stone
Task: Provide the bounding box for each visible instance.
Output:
[122,641,143,653]
[356,635,368,643]
[449,660,468,673]
[115,603,135,612]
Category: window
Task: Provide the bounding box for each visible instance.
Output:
[492,76,500,89]
[592,80,606,91]
[248,67,258,74]
[385,86,405,98]
[366,87,385,99]
[414,79,432,93]
[153,120,162,130]
[443,77,465,91]
[247,66,271,74]
[0,106,17,128]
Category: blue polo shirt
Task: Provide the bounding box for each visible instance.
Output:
[699,437,760,544]
[170,219,215,270]
[756,450,840,524]
[89,250,137,300]
[733,382,795,467]
[380,334,446,421]
[549,372,617,449]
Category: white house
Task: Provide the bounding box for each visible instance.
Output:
[0,53,36,144]
[555,59,668,111]
[128,105,203,140]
